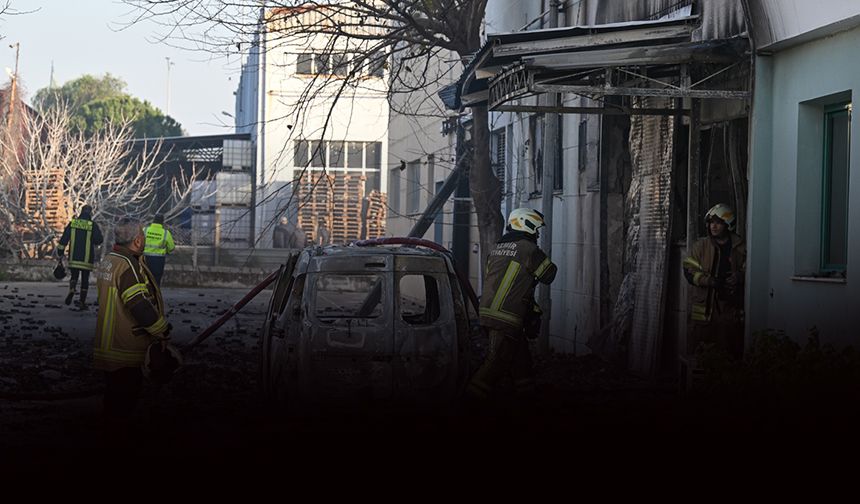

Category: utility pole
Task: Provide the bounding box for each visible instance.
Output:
[165,56,175,116]
[538,0,559,355]
[7,42,20,131]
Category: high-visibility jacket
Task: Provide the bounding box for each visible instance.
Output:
[93,245,168,371]
[57,217,104,271]
[683,233,746,324]
[143,223,175,256]
[479,232,557,332]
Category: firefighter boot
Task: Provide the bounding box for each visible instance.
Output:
[78,289,89,310]
[64,289,75,306]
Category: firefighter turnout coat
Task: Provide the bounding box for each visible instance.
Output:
[682,233,746,324]
[57,217,104,270]
[479,232,558,332]
[93,245,169,371]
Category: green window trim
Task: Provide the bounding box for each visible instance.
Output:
[820,102,851,273]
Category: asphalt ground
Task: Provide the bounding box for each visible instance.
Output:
[1,281,858,470]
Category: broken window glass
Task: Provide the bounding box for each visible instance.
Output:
[314,274,383,319]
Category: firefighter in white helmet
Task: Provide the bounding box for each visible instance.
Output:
[468,208,558,401]
[682,203,747,362]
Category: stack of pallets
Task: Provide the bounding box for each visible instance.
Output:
[295,171,335,245]
[24,169,69,232]
[364,190,387,239]
[331,174,365,244]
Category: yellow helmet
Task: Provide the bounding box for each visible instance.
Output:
[705,203,736,231]
[508,208,545,235]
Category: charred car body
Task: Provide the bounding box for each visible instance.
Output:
[260,239,477,407]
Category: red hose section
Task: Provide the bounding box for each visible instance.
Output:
[352,237,480,313]
[183,269,279,352]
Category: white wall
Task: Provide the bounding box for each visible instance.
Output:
[748,24,860,346]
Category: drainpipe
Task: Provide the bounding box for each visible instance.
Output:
[538,0,560,355]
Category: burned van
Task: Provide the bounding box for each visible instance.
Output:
[259,239,477,407]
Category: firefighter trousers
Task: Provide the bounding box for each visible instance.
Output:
[687,305,744,361]
[468,328,535,400]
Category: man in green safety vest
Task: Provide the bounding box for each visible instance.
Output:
[143,214,175,286]
[57,204,104,310]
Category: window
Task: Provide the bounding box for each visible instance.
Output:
[399,274,440,325]
[492,128,506,188]
[347,142,363,168]
[314,274,383,319]
[310,140,326,167]
[578,119,588,172]
[331,53,349,76]
[314,53,330,75]
[389,167,401,214]
[368,50,386,78]
[366,142,382,169]
[296,53,313,74]
[821,102,851,271]
[329,141,345,168]
[529,115,543,196]
[294,140,310,167]
[406,159,421,214]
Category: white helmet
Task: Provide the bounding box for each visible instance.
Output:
[507,208,545,235]
[705,203,736,231]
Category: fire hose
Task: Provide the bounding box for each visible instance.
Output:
[181,269,279,352]
[0,240,473,400]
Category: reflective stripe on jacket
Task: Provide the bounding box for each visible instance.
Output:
[683,233,746,324]
[144,223,175,256]
[479,234,557,331]
[93,246,167,371]
[57,218,104,270]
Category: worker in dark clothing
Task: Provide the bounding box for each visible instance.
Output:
[272,216,291,248]
[273,216,309,249]
[468,208,558,400]
[56,204,103,310]
[683,203,747,361]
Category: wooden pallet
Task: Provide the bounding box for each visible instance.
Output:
[23,169,69,232]
[363,190,387,238]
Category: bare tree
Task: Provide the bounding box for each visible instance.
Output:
[121,0,503,254]
[0,102,196,258]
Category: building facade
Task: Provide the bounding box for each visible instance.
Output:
[746,0,860,346]
[235,5,389,247]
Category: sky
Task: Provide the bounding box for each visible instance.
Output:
[0,0,242,135]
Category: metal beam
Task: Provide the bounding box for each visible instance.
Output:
[493,104,690,116]
[533,83,750,99]
[493,24,694,58]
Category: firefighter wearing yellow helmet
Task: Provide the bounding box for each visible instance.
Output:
[682,203,747,363]
[468,208,558,400]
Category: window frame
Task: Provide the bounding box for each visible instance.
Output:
[820,102,852,273]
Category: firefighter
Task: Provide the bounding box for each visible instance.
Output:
[683,203,747,362]
[143,213,175,286]
[93,218,171,426]
[56,204,103,310]
[468,208,558,401]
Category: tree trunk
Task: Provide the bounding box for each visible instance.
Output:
[468,103,504,262]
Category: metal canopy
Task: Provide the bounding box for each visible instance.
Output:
[453,15,750,115]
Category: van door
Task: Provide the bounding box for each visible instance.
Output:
[393,271,458,400]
